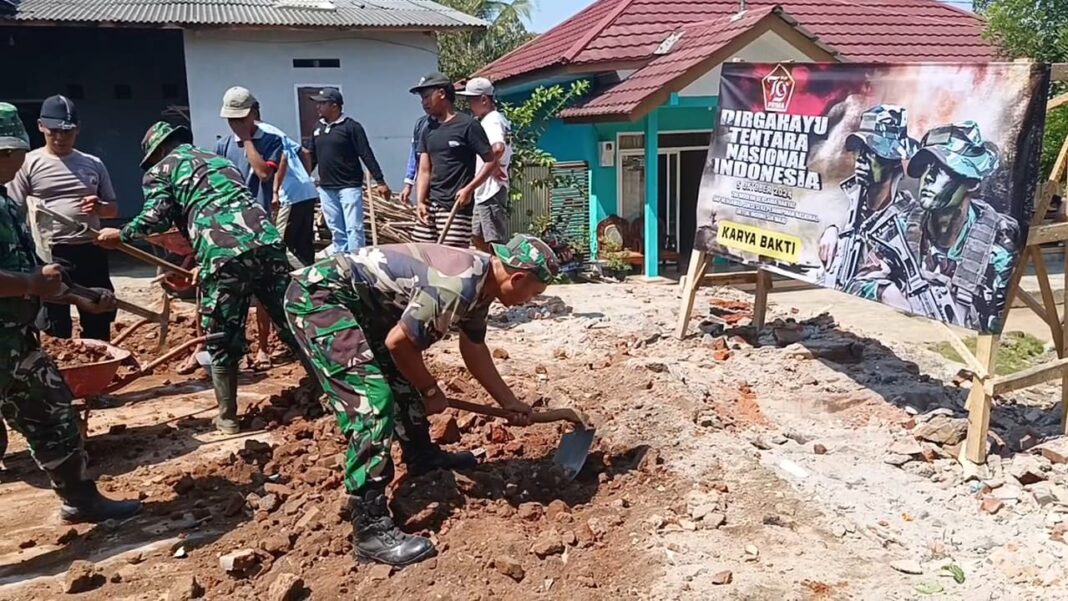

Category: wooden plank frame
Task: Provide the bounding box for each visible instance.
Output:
[675,63,1068,464]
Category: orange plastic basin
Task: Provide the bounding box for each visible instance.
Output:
[57,339,132,399]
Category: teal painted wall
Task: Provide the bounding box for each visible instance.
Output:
[536,105,717,228]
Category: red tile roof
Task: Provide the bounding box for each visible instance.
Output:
[477,0,998,83]
[560,7,812,120]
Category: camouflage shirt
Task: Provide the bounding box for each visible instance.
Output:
[332,243,494,349]
[120,143,282,278]
[0,186,42,330]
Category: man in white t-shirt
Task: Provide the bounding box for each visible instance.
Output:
[457,77,512,251]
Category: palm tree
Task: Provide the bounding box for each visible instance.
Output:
[437,0,537,82]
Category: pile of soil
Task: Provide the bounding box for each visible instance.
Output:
[42,338,112,369]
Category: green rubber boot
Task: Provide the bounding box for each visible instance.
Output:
[211,365,240,435]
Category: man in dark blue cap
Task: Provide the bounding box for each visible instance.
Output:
[6,94,120,341]
[306,87,390,254]
[819,104,918,291]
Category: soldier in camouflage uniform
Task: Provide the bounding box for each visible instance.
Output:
[0,102,141,523]
[818,105,918,291]
[96,122,310,434]
[285,234,558,566]
[853,121,1016,331]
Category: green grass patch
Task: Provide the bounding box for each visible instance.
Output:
[930,331,1047,375]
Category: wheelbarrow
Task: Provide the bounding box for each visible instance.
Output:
[57,333,222,440]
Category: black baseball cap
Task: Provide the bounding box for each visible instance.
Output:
[409,72,453,94]
[40,95,79,130]
[309,87,343,105]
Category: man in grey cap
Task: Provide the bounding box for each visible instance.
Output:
[7,95,120,341]
[306,87,390,254]
[457,77,513,251]
[818,104,917,291]
[409,72,498,248]
[0,101,140,523]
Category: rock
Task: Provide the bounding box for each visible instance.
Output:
[992,484,1023,501]
[295,506,321,531]
[517,502,543,521]
[889,559,923,575]
[263,533,295,556]
[711,570,733,585]
[303,467,333,485]
[712,350,731,362]
[257,494,279,513]
[64,560,102,594]
[126,551,144,565]
[637,448,663,473]
[168,575,203,600]
[545,499,570,522]
[744,544,759,558]
[883,453,913,467]
[773,326,804,346]
[56,528,79,545]
[488,423,513,444]
[263,483,294,499]
[981,497,1004,514]
[704,513,726,529]
[18,538,36,549]
[1035,438,1068,465]
[1010,454,1048,486]
[574,522,596,548]
[492,348,510,360]
[367,564,393,581]
[429,415,461,444]
[267,573,303,601]
[531,532,564,558]
[913,416,968,446]
[219,549,259,573]
[172,475,196,495]
[889,438,924,456]
[813,443,828,455]
[495,555,525,581]
[1030,482,1057,506]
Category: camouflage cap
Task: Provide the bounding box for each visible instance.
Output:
[0,103,30,151]
[491,234,560,284]
[907,121,1000,181]
[846,104,918,161]
[140,121,192,170]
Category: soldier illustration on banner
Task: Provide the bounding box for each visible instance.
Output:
[694,62,1049,333]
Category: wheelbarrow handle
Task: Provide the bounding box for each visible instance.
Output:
[446,398,589,427]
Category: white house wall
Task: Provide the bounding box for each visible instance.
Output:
[182,29,438,187]
[679,30,814,97]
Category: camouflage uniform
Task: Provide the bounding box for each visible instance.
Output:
[285,237,558,493]
[855,121,1015,331]
[120,122,298,366]
[0,103,85,490]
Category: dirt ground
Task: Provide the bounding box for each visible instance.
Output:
[3,277,1068,600]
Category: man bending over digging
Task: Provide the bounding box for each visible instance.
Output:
[283,234,558,566]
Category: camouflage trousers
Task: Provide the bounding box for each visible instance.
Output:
[0,328,84,474]
[283,257,428,494]
[200,245,302,367]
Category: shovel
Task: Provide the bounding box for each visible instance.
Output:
[447,399,595,480]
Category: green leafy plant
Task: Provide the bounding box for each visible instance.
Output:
[975,0,1068,178]
[436,0,536,83]
[499,81,592,206]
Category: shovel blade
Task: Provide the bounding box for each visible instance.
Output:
[552,427,595,481]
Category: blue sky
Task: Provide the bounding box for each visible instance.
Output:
[528,0,974,33]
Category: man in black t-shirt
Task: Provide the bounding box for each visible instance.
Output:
[409,73,497,248]
[307,87,390,254]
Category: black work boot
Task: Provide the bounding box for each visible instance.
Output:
[211,365,241,435]
[400,423,477,477]
[50,455,142,524]
[350,488,436,566]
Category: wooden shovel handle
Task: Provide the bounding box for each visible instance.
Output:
[446,398,588,426]
[436,200,463,245]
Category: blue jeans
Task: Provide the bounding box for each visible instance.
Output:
[319,187,364,253]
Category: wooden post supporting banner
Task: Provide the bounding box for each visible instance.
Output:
[674,63,1068,464]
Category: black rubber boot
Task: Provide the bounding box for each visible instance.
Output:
[400,423,477,477]
[350,488,436,566]
[50,455,142,523]
[211,365,240,435]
